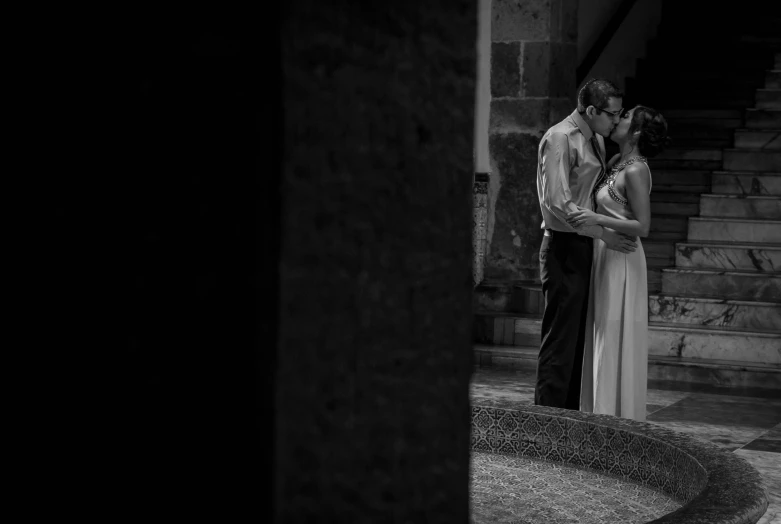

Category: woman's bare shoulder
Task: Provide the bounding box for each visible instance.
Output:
[624,161,651,189]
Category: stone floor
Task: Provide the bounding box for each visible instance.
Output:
[470,368,781,524]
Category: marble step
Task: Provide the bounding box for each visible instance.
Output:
[474,317,780,366]
[767,70,780,89]
[478,267,667,316]
[664,109,743,120]
[651,170,712,186]
[675,240,781,272]
[733,129,781,149]
[668,126,737,142]
[644,240,676,258]
[473,313,542,347]
[756,89,781,109]
[652,201,699,216]
[636,58,765,76]
[636,64,766,85]
[659,14,781,31]
[699,194,781,219]
[651,148,722,170]
[660,267,781,302]
[723,148,781,171]
[746,108,781,129]
[651,159,723,171]
[645,42,776,66]
[668,138,732,149]
[473,344,781,395]
[688,217,781,243]
[648,322,780,366]
[647,255,673,270]
[647,231,688,242]
[473,343,538,370]
[655,148,722,161]
[648,356,781,396]
[649,294,781,331]
[651,190,702,203]
[711,171,781,195]
[474,280,545,315]
[642,61,769,82]
[654,184,710,195]
[651,170,711,194]
[637,88,761,108]
[648,268,662,294]
[659,99,754,111]
[652,214,690,232]
[662,116,743,130]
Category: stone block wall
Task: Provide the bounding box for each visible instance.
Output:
[484,0,579,282]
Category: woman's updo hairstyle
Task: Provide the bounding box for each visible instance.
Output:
[629,105,671,158]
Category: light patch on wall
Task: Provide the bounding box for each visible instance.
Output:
[485,157,501,261]
[511,229,522,248]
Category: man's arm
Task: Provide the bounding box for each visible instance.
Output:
[539,132,604,239]
[540,132,636,253]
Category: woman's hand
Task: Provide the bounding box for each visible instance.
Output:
[566,207,601,228]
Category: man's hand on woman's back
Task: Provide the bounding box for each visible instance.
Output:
[602,228,637,253]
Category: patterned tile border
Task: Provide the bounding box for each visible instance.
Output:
[472,404,769,524]
[472,172,489,288]
[471,452,682,524]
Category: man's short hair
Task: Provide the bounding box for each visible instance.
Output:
[578,79,623,112]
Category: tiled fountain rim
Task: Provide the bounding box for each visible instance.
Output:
[471,403,769,524]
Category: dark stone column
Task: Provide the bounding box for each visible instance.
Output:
[485,0,579,282]
[280,1,476,522]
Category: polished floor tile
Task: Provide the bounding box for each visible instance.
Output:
[645,388,691,408]
[646,403,668,416]
[760,423,781,441]
[743,439,781,453]
[645,420,770,451]
[756,503,780,524]
[741,423,781,452]
[733,449,781,505]
[647,394,781,429]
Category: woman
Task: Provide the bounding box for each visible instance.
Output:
[566,105,669,421]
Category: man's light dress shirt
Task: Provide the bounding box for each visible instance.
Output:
[537,110,605,238]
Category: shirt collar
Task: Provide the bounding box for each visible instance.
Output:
[571,109,594,141]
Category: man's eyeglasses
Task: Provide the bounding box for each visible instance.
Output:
[595,107,625,118]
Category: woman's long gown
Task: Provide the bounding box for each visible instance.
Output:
[580,160,650,421]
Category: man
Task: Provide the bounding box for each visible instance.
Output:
[535,78,637,410]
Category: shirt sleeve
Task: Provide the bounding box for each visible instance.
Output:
[540,132,603,239]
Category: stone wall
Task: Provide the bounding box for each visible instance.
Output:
[279,0,476,521]
[484,0,578,282]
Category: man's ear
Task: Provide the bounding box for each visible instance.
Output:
[584,105,594,119]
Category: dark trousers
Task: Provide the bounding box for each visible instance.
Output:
[535,230,593,410]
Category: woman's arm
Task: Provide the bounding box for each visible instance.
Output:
[622,162,652,237]
[566,163,652,237]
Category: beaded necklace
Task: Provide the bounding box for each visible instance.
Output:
[595,155,647,206]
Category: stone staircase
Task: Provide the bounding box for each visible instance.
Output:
[473,6,781,395]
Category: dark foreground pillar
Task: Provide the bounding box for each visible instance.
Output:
[279,0,477,521]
